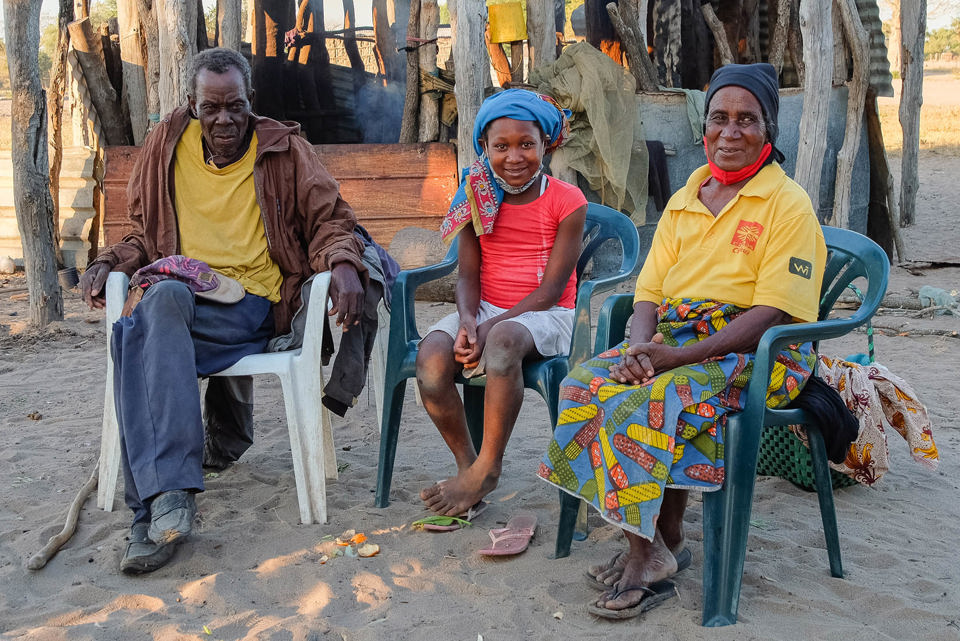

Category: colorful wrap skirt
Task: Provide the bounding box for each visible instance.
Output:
[537,298,816,540]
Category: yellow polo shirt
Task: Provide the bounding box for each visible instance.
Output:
[635,163,826,322]
[173,119,283,303]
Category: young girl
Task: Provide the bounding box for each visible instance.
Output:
[417,89,588,516]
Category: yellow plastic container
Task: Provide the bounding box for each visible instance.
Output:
[488,1,527,43]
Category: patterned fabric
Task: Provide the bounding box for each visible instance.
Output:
[538,297,815,540]
[130,255,245,304]
[798,355,939,485]
[439,158,502,243]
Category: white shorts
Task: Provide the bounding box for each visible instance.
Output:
[424,300,575,377]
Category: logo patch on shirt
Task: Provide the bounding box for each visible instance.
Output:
[730,220,764,254]
[789,257,813,279]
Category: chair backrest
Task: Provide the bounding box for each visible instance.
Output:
[577,203,642,284]
[818,226,890,323]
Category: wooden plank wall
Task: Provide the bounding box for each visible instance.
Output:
[100,143,459,250]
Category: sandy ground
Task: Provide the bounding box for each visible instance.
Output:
[2,111,960,640]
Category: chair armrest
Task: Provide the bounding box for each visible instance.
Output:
[389,243,459,344]
[594,293,636,353]
[568,271,636,368]
[105,271,131,325]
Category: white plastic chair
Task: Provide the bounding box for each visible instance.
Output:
[97,270,337,524]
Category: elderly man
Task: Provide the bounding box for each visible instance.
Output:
[80,48,367,574]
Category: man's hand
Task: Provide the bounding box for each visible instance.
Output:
[80,263,111,310]
[609,333,678,385]
[328,262,364,331]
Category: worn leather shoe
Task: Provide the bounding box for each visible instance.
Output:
[148,490,196,545]
[120,523,177,574]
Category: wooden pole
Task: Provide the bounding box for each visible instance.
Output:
[830,0,869,230]
[48,0,73,268]
[899,0,925,226]
[831,1,847,85]
[342,0,366,92]
[768,0,790,74]
[399,0,421,144]
[217,0,242,49]
[787,0,804,84]
[373,0,403,81]
[485,25,512,87]
[793,0,832,209]
[3,0,64,326]
[135,0,161,125]
[526,0,556,72]
[68,18,132,145]
[700,1,735,66]
[155,0,197,115]
[117,0,149,143]
[451,0,491,170]
[606,1,657,91]
[652,0,681,87]
[865,89,905,261]
[418,0,440,142]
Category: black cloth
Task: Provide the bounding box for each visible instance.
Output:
[786,375,860,464]
[703,62,785,163]
[645,140,671,212]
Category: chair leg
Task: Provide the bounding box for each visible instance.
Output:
[282,371,327,524]
[463,385,484,454]
[97,328,121,512]
[321,403,338,481]
[700,413,761,627]
[375,380,407,508]
[554,490,580,558]
[807,426,843,578]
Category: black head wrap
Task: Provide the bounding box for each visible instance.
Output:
[704,62,785,163]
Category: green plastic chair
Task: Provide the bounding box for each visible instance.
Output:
[374,203,641,510]
[559,226,889,626]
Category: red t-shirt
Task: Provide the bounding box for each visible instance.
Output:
[478,177,587,309]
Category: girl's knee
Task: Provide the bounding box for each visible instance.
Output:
[416,333,457,389]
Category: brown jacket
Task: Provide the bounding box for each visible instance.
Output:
[91,106,366,335]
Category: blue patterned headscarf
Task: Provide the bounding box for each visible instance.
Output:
[440,89,571,243]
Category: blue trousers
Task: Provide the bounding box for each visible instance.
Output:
[111,280,273,524]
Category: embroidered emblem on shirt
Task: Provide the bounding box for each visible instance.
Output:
[788,257,813,279]
[731,220,764,254]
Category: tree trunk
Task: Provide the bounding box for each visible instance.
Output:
[155,0,197,115]
[418,0,440,142]
[373,0,403,81]
[48,0,73,267]
[451,0,490,170]
[4,0,64,326]
[486,26,512,87]
[398,0,420,143]
[196,0,209,50]
[830,0,869,230]
[118,0,149,143]
[793,0,832,210]
[865,89,905,261]
[217,0,242,48]
[606,1,657,91]
[787,0,805,84]
[68,18,132,145]
[136,0,161,124]
[74,0,89,19]
[700,2,735,65]
[342,0,365,88]
[768,0,791,74]
[652,0,681,87]
[526,0,556,72]
[899,0,925,226]
[831,1,847,85]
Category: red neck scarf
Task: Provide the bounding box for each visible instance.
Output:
[704,141,772,185]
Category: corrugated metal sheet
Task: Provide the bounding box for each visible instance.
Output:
[857,0,895,97]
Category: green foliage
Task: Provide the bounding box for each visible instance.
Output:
[89,0,119,28]
[925,15,960,56]
[439,2,450,25]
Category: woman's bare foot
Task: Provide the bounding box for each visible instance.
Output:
[587,539,686,588]
[420,462,500,515]
[594,532,678,612]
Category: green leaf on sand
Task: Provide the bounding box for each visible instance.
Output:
[412,515,472,528]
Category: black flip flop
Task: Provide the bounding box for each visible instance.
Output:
[586,579,678,620]
[584,547,692,590]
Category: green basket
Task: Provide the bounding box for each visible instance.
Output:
[756,424,858,491]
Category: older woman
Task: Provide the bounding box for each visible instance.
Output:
[537,63,827,619]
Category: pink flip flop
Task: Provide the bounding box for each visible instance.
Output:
[418,501,489,532]
[479,514,537,556]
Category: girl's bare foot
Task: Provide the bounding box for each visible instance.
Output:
[420,463,500,516]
